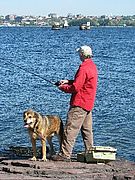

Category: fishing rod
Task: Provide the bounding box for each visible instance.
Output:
[0,58,60,86]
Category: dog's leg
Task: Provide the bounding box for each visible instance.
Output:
[41,139,47,161]
[31,138,37,161]
[47,137,55,156]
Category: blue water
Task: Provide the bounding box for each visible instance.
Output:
[0,26,135,161]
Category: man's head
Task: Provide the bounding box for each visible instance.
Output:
[77,45,93,61]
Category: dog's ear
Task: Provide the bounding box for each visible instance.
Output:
[33,112,41,128]
[34,112,40,120]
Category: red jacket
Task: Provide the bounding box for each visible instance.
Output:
[59,59,98,111]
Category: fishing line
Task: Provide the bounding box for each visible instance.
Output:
[0,58,60,86]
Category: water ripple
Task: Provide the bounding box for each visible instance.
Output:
[0,27,135,161]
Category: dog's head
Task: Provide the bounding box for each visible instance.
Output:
[23,109,40,129]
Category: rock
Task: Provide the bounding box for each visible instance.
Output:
[0,156,135,179]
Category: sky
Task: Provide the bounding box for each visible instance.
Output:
[0,0,135,16]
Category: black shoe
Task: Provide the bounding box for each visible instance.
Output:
[52,154,71,162]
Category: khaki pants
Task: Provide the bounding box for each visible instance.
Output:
[61,106,93,158]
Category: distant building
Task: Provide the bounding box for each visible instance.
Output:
[76,14,84,19]
[115,16,122,20]
[15,16,23,23]
[5,14,16,21]
[48,13,58,18]
[67,13,75,19]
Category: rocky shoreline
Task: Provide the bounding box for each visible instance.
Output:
[0,155,135,180]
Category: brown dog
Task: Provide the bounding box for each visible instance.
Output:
[23,109,63,161]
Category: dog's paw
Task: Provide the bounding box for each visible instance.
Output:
[41,157,47,162]
[30,157,37,161]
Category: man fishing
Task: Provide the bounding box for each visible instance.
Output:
[52,45,98,161]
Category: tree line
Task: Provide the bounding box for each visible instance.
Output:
[69,16,135,27]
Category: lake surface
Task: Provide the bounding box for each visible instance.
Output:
[0,26,135,161]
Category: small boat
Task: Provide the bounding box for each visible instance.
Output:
[52,22,61,30]
[63,20,69,28]
[79,22,90,30]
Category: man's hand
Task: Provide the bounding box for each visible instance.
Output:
[59,80,69,85]
[55,80,69,86]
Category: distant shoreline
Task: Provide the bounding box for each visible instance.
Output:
[0,25,134,28]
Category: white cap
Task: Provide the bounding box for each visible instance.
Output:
[76,45,92,57]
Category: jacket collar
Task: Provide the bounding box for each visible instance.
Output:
[81,58,92,65]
